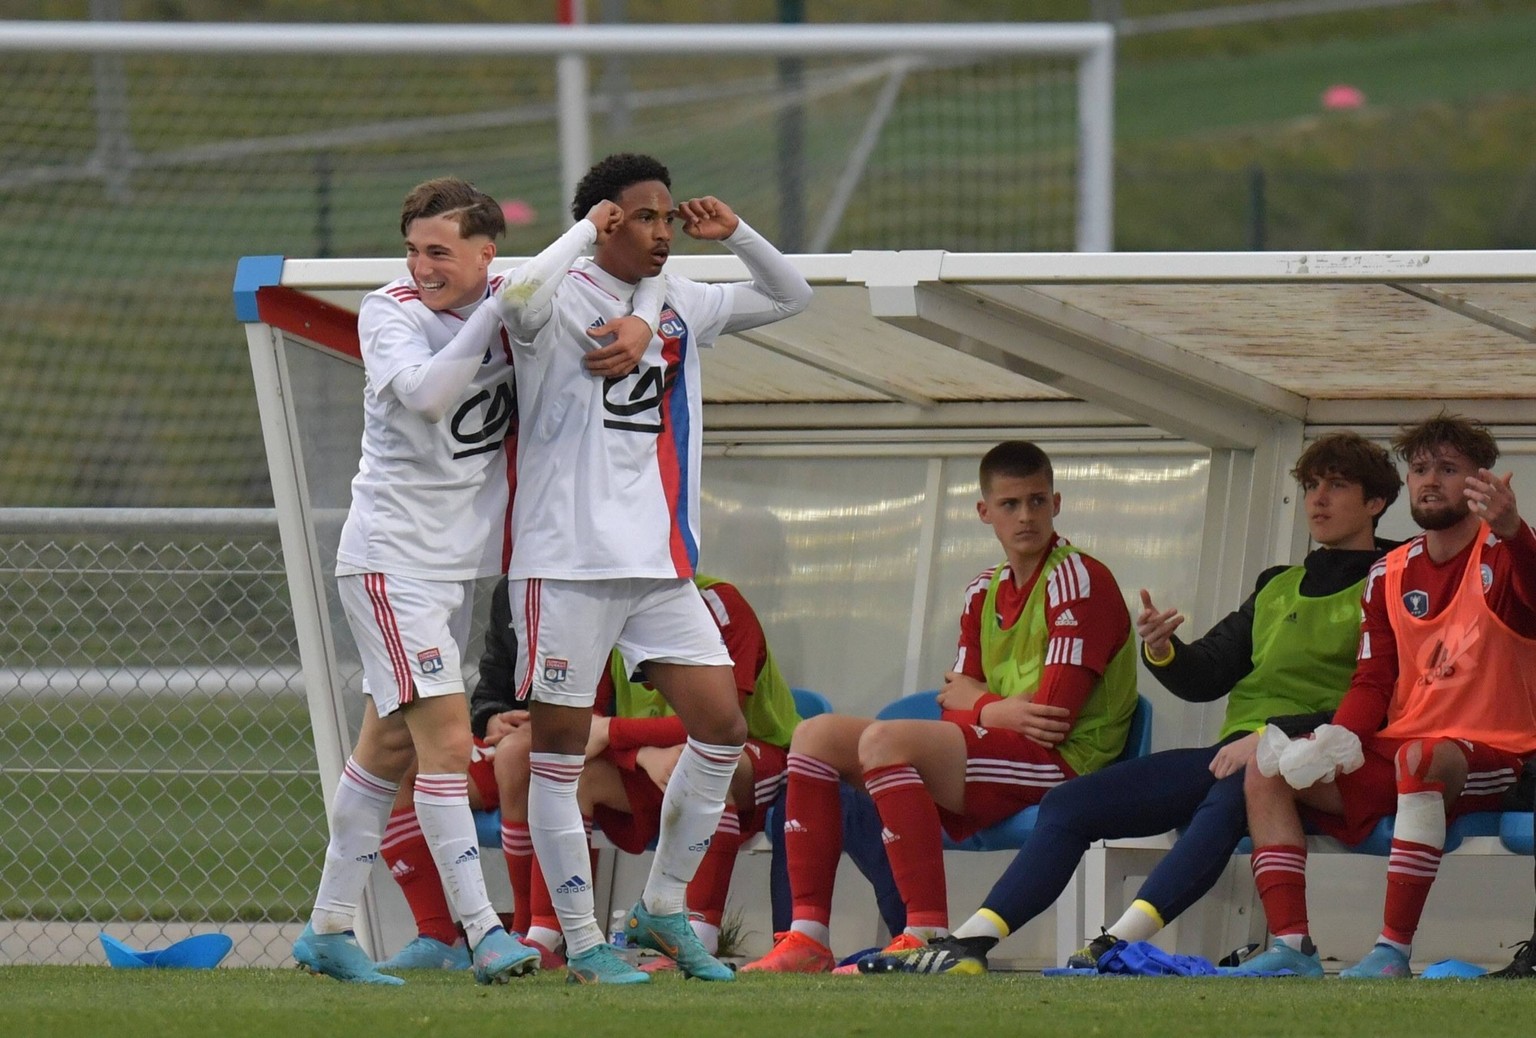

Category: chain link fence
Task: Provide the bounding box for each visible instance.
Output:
[0,508,319,966]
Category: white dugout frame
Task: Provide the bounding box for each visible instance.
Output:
[239,247,1536,958]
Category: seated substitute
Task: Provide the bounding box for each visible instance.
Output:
[742,440,1137,973]
[867,431,1401,974]
[1243,413,1536,978]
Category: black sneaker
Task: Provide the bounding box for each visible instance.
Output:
[1065,929,1118,970]
[1486,938,1536,979]
[858,935,992,976]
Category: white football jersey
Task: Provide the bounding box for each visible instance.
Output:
[506,260,731,580]
[336,275,517,582]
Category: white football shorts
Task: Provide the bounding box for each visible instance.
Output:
[510,576,734,708]
[336,572,475,718]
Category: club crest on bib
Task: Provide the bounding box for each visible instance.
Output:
[1481,563,1494,592]
[1402,590,1430,618]
[659,308,684,339]
[543,656,569,683]
[416,647,444,674]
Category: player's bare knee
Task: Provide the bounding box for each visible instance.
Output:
[693,710,748,748]
[790,712,845,758]
[1243,761,1284,799]
[1427,738,1470,783]
[410,724,472,776]
[856,720,911,771]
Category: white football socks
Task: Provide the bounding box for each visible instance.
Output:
[642,738,743,917]
[529,751,604,956]
[414,772,501,947]
[311,758,398,935]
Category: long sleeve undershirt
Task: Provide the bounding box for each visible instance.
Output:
[387,301,502,423]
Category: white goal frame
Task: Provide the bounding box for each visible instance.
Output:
[0,19,1116,252]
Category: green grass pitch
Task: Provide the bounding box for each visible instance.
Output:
[3,966,1533,1038]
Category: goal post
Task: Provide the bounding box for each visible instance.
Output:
[1,20,1114,253]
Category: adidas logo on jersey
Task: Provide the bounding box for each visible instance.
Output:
[880,827,900,845]
[554,874,590,895]
[1056,608,1079,627]
[454,846,480,865]
[783,819,809,834]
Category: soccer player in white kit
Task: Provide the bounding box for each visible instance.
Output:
[496,153,813,984]
[292,177,659,986]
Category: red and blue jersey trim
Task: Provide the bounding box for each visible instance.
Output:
[656,305,697,576]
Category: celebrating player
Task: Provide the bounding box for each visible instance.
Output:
[495,153,812,984]
[292,177,654,986]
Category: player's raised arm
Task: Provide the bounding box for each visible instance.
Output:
[678,196,812,334]
[496,200,623,338]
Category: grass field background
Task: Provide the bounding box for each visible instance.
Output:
[4,967,1535,1038]
[4,0,1534,507]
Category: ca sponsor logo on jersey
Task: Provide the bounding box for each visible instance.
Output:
[1482,563,1494,592]
[450,379,516,459]
[1403,590,1430,618]
[602,364,668,434]
[417,647,444,674]
[543,657,569,683]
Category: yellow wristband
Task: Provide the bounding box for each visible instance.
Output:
[1143,642,1175,666]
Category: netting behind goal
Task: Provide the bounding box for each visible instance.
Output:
[0,32,1091,510]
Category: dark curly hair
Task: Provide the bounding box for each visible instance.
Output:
[570,153,671,222]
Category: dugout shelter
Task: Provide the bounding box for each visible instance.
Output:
[238,247,1536,966]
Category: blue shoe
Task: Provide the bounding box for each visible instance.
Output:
[1341,943,1412,978]
[379,935,470,972]
[471,927,540,984]
[565,942,651,985]
[293,923,404,985]
[1230,937,1324,977]
[624,901,734,981]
